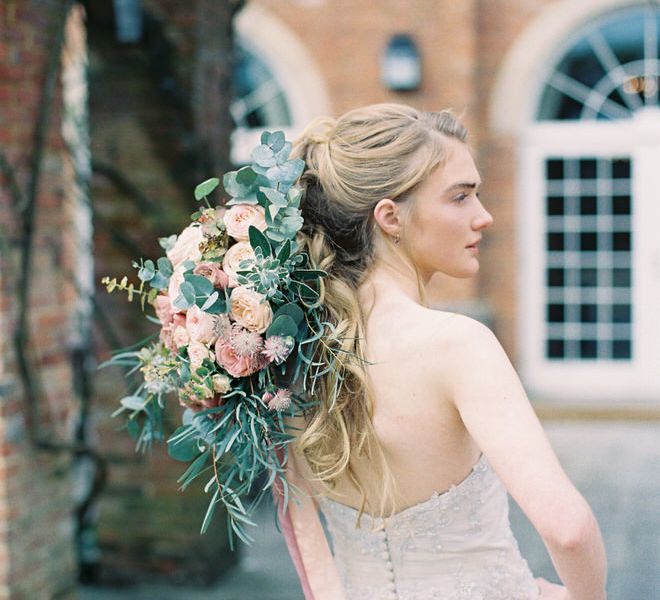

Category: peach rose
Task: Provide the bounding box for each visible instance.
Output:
[223,204,267,241]
[167,224,204,269]
[188,341,211,369]
[222,241,255,287]
[214,339,260,378]
[186,305,219,345]
[229,286,272,334]
[193,261,229,289]
[173,325,190,349]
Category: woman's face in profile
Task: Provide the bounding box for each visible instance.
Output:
[404,139,493,280]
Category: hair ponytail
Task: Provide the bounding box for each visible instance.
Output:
[290,104,467,517]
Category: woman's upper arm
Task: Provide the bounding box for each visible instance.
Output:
[436,316,589,542]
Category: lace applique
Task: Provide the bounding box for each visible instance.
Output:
[319,456,540,600]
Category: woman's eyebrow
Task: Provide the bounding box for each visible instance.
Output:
[443,181,482,193]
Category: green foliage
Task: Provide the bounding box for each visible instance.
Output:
[194,177,220,200]
[101,129,351,547]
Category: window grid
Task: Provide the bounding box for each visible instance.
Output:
[544,157,633,360]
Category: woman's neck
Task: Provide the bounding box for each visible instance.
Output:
[358,260,427,309]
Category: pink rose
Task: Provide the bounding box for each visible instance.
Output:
[188,341,211,369]
[222,241,255,287]
[214,338,260,378]
[229,286,272,334]
[223,204,267,241]
[193,261,229,289]
[159,312,187,352]
[186,305,219,345]
[154,294,174,325]
[166,224,204,269]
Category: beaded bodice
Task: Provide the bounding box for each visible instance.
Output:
[319,455,540,600]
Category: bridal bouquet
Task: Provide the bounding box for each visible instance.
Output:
[101,131,330,545]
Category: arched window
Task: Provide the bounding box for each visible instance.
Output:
[537,6,660,120]
[517,4,660,403]
[232,42,292,130]
[230,5,330,164]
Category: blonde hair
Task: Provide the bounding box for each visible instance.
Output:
[291,103,467,517]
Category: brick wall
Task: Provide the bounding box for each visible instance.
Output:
[88,0,236,583]
[0,1,80,598]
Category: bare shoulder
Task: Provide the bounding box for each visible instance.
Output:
[417,308,501,356]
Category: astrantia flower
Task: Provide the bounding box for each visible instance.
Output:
[267,388,291,411]
[230,325,264,358]
[262,335,295,365]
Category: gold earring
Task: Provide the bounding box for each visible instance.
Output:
[394,233,400,245]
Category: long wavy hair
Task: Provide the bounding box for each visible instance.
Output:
[290,103,468,517]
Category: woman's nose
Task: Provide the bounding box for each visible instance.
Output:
[474,201,494,230]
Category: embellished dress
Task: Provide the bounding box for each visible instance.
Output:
[318,455,540,600]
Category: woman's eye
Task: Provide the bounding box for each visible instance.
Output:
[454,192,468,203]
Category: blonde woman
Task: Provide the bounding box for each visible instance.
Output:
[279,103,606,600]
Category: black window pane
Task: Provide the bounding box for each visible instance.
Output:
[547,268,565,287]
[580,339,598,358]
[612,231,631,251]
[547,339,565,358]
[548,304,565,322]
[612,304,631,323]
[580,195,598,215]
[547,232,565,251]
[579,158,597,178]
[546,159,564,180]
[580,268,598,286]
[612,339,631,359]
[547,196,565,215]
[580,232,598,251]
[612,159,630,179]
[580,304,598,322]
[612,268,631,287]
[612,195,631,215]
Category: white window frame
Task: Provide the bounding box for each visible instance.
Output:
[518,110,660,403]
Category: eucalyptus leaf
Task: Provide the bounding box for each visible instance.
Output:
[194,177,220,200]
[267,131,286,152]
[259,187,288,207]
[184,273,214,296]
[138,260,155,282]
[266,314,298,338]
[273,302,304,325]
[236,166,257,185]
[167,426,200,461]
[251,144,277,167]
[157,256,173,277]
[158,234,177,251]
[150,272,169,290]
[200,290,219,311]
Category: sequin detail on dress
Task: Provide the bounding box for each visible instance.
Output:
[319,455,540,600]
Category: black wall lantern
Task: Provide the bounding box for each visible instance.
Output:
[380,33,422,92]
[113,0,143,43]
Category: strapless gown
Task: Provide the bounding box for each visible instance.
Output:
[318,455,540,600]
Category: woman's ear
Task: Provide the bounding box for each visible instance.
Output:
[373,198,402,238]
